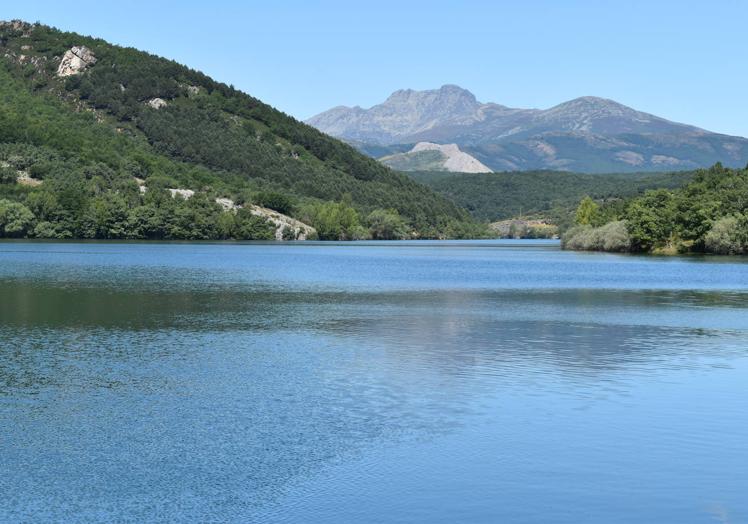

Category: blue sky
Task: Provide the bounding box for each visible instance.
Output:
[5,1,748,136]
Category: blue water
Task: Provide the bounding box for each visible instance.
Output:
[1,240,747,522]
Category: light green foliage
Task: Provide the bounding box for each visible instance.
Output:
[562,221,631,252]
[305,200,362,240]
[704,215,748,254]
[0,199,35,237]
[367,209,410,240]
[575,196,600,226]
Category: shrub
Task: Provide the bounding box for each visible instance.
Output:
[704,215,748,254]
[367,208,409,240]
[562,221,631,252]
[0,199,35,237]
[0,166,17,184]
[254,191,294,215]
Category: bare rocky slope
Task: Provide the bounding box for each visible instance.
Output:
[308,85,748,173]
[380,142,492,173]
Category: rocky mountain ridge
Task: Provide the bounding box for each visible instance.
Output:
[308,85,748,173]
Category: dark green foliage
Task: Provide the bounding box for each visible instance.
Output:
[0,21,473,240]
[367,209,410,240]
[565,164,748,254]
[0,165,17,184]
[254,191,294,215]
[407,170,694,227]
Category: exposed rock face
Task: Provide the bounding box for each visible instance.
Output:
[215,197,239,211]
[380,142,492,173]
[413,142,491,173]
[168,188,195,199]
[138,186,316,240]
[248,205,316,241]
[147,98,168,109]
[57,46,97,77]
[308,85,748,173]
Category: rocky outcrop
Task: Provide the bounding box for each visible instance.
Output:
[147,98,168,109]
[248,205,316,241]
[57,46,96,77]
[380,142,492,173]
[168,188,194,199]
[135,182,316,240]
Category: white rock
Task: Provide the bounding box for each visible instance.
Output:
[249,205,316,241]
[215,197,239,211]
[147,98,168,110]
[409,142,492,173]
[57,46,96,77]
[168,188,194,200]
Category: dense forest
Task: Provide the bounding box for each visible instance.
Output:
[562,163,748,254]
[0,21,478,240]
[407,170,695,228]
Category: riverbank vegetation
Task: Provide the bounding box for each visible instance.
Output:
[562,164,748,254]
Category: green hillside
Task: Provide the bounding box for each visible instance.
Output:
[407,170,695,228]
[0,21,471,240]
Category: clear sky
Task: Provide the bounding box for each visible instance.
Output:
[5,0,748,136]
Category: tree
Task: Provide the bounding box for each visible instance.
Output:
[309,200,362,240]
[575,196,600,226]
[367,209,409,240]
[624,189,676,251]
[0,199,35,237]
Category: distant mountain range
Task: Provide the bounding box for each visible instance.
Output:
[307,85,748,173]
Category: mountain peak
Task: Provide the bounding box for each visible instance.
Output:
[308,85,748,172]
[383,84,478,106]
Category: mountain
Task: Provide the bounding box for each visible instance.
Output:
[380,142,492,173]
[0,21,470,240]
[307,85,748,173]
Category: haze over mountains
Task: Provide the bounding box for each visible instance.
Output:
[308,85,748,173]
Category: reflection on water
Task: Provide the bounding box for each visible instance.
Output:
[1,241,747,523]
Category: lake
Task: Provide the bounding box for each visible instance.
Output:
[1,240,747,523]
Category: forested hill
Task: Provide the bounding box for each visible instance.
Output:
[0,21,470,240]
[563,163,748,254]
[407,170,695,227]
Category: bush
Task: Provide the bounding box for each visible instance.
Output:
[367,208,410,240]
[254,191,294,215]
[0,199,35,237]
[306,200,361,240]
[562,221,631,252]
[704,215,748,254]
[0,166,17,184]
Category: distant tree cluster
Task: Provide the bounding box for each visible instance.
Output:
[563,163,748,254]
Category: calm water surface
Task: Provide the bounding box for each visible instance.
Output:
[1,240,747,523]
